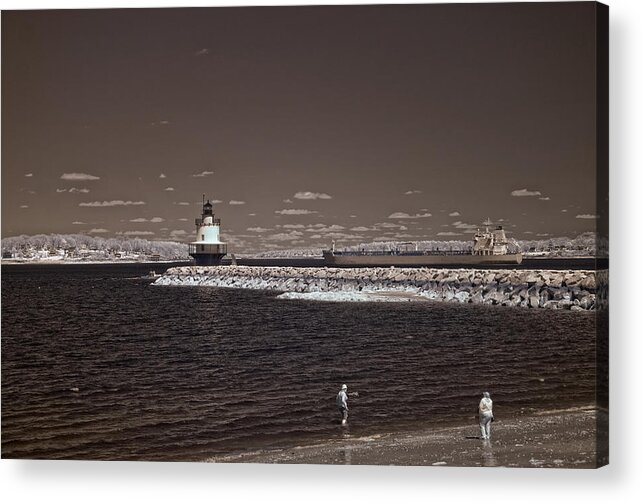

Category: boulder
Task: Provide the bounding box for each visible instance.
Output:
[546,274,564,288]
[539,289,551,304]
[521,272,540,285]
[485,289,505,305]
[564,272,584,287]
[579,295,595,310]
[553,288,571,301]
[454,291,470,303]
[579,275,596,290]
[470,290,484,304]
[483,272,496,284]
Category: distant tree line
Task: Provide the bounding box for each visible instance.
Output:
[1,233,190,260]
[1,231,598,260]
[517,232,596,256]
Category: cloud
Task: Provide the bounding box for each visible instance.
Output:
[25,173,33,177]
[176,202,191,206]
[309,232,361,240]
[283,199,293,204]
[404,190,422,195]
[170,230,187,239]
[57,188,90,193]
[72,221,86,225]
[282,224,305,229]
[561,209,568,213]
[275,209,318,215]
[164,187,175,191]
[452,221,478,230]
[293,191,332,200]
[20,205,29,208]
[388,212,432,219]
[375,222,407,229]
[247,227,271,233]
[177,218,189,222]
[160,173,167,178]
[539,197,550,201]
[229,200,246,205]
[266,231,304,241]
[89,228,109,234]
[61,173,100,181]
[191,171,214,177]
[576,214,598,219]
[437,231,462,236]
[351,226,371,232]
[511,188,542,197]
[131,217,164,223]
[195,48,209,56]
[449,211,460,217]
[304,224,345,233]
[79,200,146,207]
[120,231,155,236]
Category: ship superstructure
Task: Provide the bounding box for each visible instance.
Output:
[472,224,509,256]
[188,196,227,265]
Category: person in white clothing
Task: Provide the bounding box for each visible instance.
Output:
[479,392,494,440]
[336,384,349,425]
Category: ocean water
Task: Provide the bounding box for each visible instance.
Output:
[1,264,597,461]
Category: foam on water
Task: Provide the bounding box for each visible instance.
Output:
[277,291,418,302]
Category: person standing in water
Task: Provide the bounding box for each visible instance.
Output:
[337,384,349,425]
[479,392,494,440]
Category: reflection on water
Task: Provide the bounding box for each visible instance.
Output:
[1,264,597,461]
[481,440,497,467]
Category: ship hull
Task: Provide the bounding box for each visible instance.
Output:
[322,251,523,267]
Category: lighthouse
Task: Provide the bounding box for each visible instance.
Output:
[188,196,228,265]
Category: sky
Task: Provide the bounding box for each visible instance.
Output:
[1,2,602,253]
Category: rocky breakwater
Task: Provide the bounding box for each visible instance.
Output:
[154,266,597,311]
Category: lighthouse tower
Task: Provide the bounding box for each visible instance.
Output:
[188,196,227,265]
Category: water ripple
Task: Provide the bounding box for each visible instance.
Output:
[2,264,597,460]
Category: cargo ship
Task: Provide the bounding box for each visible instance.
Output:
[322,224,522,266]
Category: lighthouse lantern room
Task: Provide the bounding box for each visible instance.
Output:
[188,195,227,265]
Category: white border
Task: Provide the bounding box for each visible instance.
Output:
[1,1,640,500]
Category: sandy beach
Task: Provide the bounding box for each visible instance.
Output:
[208,407,605,468]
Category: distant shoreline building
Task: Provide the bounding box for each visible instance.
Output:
[188,197,227,265]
